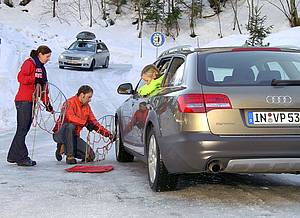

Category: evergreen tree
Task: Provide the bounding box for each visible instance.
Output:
[164,0,181,38]
[3,0,31,7]
[3,0,13,7]
[190,0,202,37]
[109,0,127,14]
[246,5,273,46]
[208,0,227,14]
[132,0,151,37]
[144,0,164,31]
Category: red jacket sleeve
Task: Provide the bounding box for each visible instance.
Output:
[65,100,86,127]
[87,108,111,137]
[17,59,35,85]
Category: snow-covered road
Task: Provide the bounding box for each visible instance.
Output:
[1,51,300,218]
[1,126,300,218]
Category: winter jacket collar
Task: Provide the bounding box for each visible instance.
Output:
[74,95,85,106]
[31,56,48,83]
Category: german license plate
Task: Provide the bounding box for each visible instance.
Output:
[67,60,78,64]
[248,112,300,125]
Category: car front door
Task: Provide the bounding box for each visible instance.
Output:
[123,79,150,155]
[128,58,173,154]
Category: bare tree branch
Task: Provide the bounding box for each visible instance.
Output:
[266,0,290,20]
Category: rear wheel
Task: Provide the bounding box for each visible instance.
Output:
[103,57,109,68]
[89,60,95,71]
[115,118,134,162]
[147,128,177,192]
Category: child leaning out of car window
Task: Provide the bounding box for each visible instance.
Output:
[138,64,164,97]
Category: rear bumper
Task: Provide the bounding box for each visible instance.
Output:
[158,132,300,174]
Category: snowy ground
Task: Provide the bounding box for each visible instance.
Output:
[1,128,300,218]
[1,1,300,217]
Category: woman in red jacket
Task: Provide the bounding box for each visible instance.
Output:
[7,45,52,166]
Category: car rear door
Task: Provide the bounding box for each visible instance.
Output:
[100,43,109,65]
[96,43,104,66]
[200,50,300,135]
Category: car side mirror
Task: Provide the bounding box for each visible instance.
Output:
[97,49,103,53]
[117,83,134,95]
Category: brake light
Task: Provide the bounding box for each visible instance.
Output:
[231,47,281,52]
[177,94,205,113]
[177,94,232,113]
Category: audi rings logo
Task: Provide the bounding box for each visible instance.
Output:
[266,96,293,104]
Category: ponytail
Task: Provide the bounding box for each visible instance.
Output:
[30,49,37,58]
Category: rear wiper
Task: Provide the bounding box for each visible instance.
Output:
[271,79,300,86]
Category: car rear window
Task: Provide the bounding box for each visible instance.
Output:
[200,51,300,86]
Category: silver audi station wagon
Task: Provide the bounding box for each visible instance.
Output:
[115,46,300,191]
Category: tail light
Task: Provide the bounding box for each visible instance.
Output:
[231,47,281,52]
[177,94,232,113]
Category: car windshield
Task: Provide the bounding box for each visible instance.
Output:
[201,51,300,86]
[68,41,96,52]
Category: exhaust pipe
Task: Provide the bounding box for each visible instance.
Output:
[208,161,222,173]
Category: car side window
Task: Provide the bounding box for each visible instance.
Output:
[169,63,185,86]
[157,58,172,75]
[100,43,108,51]
[135,79,146,96]
[163,57,185,87]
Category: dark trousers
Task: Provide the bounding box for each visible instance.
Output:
[7,101,33,163]
[53,123,95,160]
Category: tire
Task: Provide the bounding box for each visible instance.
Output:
[89,60,95,71]
[103,57,109,68]
[59,66,64,69]
[115,118,134,162]
[147,128,178,192]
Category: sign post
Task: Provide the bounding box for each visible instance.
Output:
[150,32,165,58]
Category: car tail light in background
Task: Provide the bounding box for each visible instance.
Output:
[231,47,281,52]
[177,94,232,113]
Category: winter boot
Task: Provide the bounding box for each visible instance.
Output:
[17,158,37,167]
[55,143,64,161]
[66,155,77,165]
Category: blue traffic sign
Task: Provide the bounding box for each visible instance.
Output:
[150,32,165,47]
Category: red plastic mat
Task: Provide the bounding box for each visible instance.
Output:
[65,165,113,173]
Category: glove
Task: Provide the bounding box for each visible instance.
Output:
[45,103,53,113]
[109,133,116,142]
[85,122,95,132]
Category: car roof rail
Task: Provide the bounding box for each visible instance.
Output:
[274,45,300,51]
[158,45,194,58]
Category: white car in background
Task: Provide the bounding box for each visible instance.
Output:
[58,31,110,71]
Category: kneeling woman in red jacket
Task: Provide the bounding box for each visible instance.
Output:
[7,45,53,166]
